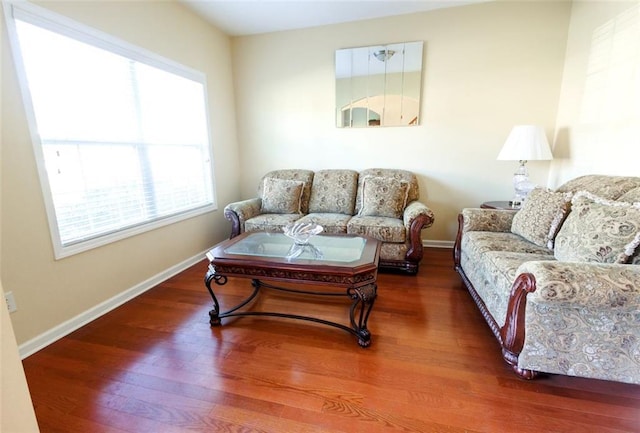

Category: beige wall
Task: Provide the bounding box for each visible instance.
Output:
[232,0,571,242]
[1,14,39,430]
[1,0,239,345]
[549,0,640,186]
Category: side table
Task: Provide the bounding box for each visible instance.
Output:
[481,201,521,210]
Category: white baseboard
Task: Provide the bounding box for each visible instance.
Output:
[423,239,454,249]
[19,249,211,359]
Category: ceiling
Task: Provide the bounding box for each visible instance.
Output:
[181,0,487,36]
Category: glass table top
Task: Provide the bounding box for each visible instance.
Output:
[223,232,365,263]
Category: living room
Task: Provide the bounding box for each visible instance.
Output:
[2,0,639,431]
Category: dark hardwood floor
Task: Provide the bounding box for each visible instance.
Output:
[23,248,639,433]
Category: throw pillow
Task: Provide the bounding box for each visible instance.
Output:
[554,191,640,263]
[358,176,409,219]
[260,177,304,214]
[511,187,573,249]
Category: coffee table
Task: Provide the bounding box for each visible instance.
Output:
[204,232,380,347]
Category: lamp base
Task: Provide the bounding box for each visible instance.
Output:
[511,160,535,207]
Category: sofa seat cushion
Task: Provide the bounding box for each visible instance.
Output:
[296,213,350,235]
[461,242,555,326]
[461,232,554,257]
[347,216,406,243]
[308,170,358,215]
[244,214,302,233]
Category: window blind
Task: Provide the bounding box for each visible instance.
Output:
[6,2,216,257]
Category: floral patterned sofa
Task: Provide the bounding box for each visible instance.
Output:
[224,168,435,274]
[454,175,640,384]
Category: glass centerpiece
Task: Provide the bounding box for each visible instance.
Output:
[282,222,324,260]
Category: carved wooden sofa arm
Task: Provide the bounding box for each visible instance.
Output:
[224,198,262,238]
[501,262,640,382]
[403,201,435,264]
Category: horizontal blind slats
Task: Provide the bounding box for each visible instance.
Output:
[13,11,214,249]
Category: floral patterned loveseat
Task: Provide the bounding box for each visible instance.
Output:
[224,168,435,274]
[454,175,640,384]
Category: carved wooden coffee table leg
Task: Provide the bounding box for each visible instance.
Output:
[348,283,377,347]
[204,266,227,326]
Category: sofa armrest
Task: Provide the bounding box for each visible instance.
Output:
[518,261,640,308]
[453,208,518,268]
[402,200,435,262]
[403,200,435,230]
[460,208,517,233]
[223,198,262,238]
[500,261,640,380]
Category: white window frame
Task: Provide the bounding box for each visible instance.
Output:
[4,1,217,259]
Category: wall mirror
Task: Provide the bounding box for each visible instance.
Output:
[335,41,423,128]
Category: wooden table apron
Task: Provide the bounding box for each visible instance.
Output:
[204,233,381,347]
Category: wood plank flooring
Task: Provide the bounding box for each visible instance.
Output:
[23,248,640,432]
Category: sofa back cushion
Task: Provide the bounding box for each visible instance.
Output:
[259,170,314,214]
[511,187,573,249]
[556,175,640,200]
[308,169,358,215]
[355,169,419,215]
[554,191,640,263]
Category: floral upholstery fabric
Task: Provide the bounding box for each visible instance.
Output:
[358,176,409,219]
[260,178,304,214]
[461,208,517,233]
[308,170,358,215]
[460,249,554,327]
[258,170,314,214]
[224,198,262,232]
[296,213,351,235]
[226,168,434,269]
[461,232,553,257]
[556,175,640,200]
[618,187,640,203]
[457,175,640,383]
[460,231,553,326]
[355,169,419,215]
[244,213,301,233]
[554,191,640,264]
[511,188,572,249]
[380,241,409,261]
[403,201,435,229]
[347,216,406,243]
[516,261,640,384]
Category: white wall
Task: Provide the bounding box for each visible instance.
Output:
[1,0,239,346]
[231,0,572,242]
[549,0,640,186]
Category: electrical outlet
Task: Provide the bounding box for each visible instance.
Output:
[5,291,17,313]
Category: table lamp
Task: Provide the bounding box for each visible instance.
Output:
[497,125,553,206]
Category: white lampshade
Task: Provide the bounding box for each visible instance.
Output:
[497,125,553,161]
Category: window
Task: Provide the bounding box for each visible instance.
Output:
[4,1,216,258]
